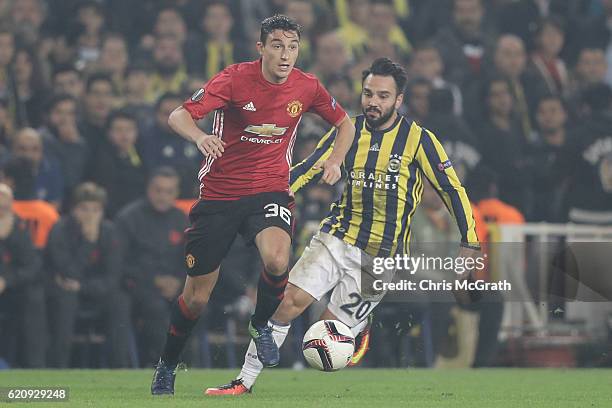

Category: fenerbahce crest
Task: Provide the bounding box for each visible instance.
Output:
[388,154,402,173]
[287,100,303,118]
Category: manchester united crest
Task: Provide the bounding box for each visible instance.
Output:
[186,254,196,269]
[286,100,303,118]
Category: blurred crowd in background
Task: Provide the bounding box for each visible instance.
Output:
[0,0,611,369]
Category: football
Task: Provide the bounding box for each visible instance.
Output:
[302,320,355,371]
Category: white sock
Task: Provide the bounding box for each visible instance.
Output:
[238,320,291,389]
[350,319,368,337]
[237,340,261,389]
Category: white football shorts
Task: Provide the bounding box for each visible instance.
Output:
[288,231,387,328]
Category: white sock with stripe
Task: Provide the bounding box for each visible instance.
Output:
[238,320,291,389]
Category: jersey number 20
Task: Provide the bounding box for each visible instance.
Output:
[340,292,372,320]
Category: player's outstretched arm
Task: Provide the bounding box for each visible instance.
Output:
[168,106,226,159]
[414,126,483,304]
[414,127,479,247]
[290,127,338,193]
[315,115,355,185]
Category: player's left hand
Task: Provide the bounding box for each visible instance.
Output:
[457,245,481,272]
[453,244,483,304]
[314,159,341,185]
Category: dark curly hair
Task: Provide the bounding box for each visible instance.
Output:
[260,14,301,44]
[362,57,408,94]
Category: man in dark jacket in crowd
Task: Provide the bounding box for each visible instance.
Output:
[565,83,612,225]
[433,0,495,86]
[526,95,570,222]
[88,109,146,217]
[46,182,131,368]
[114,166,188,365]
[39,93,89,202]
[142,93,201,198]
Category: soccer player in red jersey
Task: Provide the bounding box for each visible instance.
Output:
[151,15,355,395]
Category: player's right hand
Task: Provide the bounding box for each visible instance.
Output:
[195,133,226,159]
[314,159,342,185]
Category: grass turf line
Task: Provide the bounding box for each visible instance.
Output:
[0,369,610,408]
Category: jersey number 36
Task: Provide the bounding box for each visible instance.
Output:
[264,203,291,226]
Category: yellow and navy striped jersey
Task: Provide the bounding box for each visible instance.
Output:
[290,115,478,257]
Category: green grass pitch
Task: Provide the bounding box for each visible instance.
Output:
[0,369,611,407]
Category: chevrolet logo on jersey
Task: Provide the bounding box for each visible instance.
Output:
[244,124,288,137]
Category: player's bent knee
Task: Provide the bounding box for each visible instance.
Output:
[263,252,290,276]
[183,271,219,313]
[183,290,209,313]
[256,227,291,275]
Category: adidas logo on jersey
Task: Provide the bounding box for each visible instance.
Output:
[243,102,257,111]
[370,143,380,152]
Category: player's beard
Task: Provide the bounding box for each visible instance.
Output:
[363,106,395,129]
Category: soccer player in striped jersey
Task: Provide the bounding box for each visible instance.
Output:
[206,57,480,395]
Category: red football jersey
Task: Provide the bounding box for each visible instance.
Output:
[183,59,346,200]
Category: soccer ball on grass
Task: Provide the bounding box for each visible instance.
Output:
[302,320,355,371]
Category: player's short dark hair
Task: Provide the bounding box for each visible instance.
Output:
[106,109,137,131]
[260,14,301,44]
[362,57,408,95]
[85,72,113,93]
[72,182,107,207]
[149,166,180,184]
[46,93,75,112]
